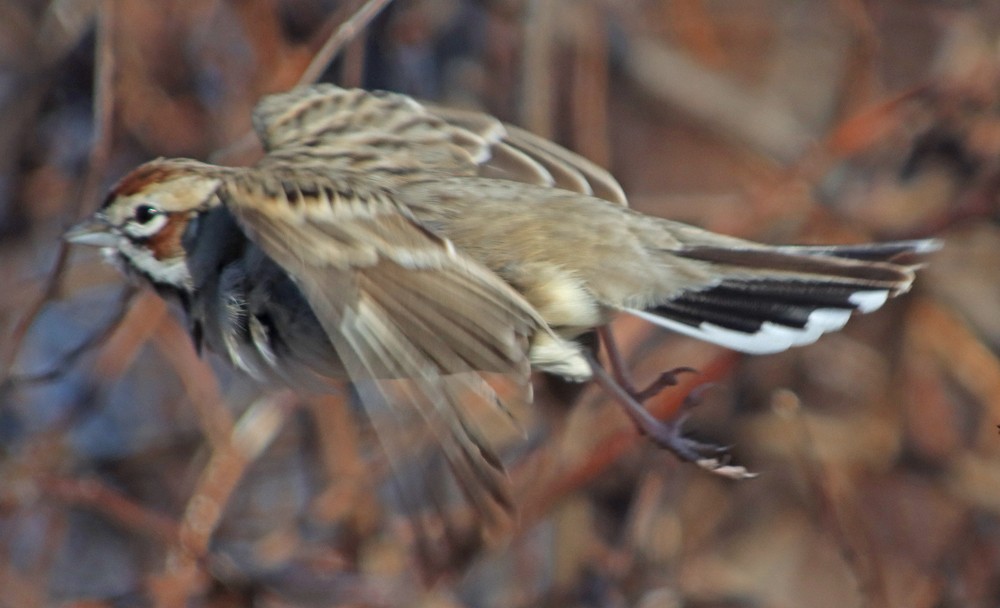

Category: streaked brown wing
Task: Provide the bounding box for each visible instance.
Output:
[218,166,544,526]
[251,84,628,205]
[425,103,628,205]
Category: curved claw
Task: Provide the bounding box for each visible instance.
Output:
[696,458,758,480]
[639,414,754,477]
[641,415,713,457]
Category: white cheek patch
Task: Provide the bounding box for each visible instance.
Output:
[118,237,193,289]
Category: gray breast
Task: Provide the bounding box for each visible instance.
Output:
[182,206,344,388]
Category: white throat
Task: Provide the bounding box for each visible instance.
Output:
[111,238,193,290]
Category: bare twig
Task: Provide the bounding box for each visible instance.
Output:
[0,559,46,608]
[338,27,368,89]
[151,314,232,448]
[832,0,880,115]
[623,34,811,162]
[664,0,729,68]
[515,350,740,530]
[149,391,298,608]
[1,286,136,389]
[907,299,1000,439]
[42,476,180,544]
[521,0,557,138]
[210,0,394,165]
[771,389,890,608]
[1,0,118,385]
[295,0,395,88]
[569,1,610,167]
[90,289,168,380]
[305,394,374,526]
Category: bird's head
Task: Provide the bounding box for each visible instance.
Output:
[65,158,223,289]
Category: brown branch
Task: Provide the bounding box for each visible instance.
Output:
[90,289,168,380]
[622,34,811,162]
[1,0,118,385]
[520,0,557,138]
[2,286,136,389]
[295,0,395,88]
[569,2,610,168]
[150,315,232,448]
[42,477,180,545]
[210,0,394,165]
[665,0,729,68]
[149,391,298,608]
[515,350,740,531]
[771,390,890,607]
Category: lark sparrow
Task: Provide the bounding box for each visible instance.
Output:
[66,85,937,521]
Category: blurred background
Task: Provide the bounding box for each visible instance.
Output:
[1,0,1000,606]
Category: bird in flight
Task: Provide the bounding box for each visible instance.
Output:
[66,84,937,526]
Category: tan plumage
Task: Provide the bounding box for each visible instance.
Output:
[66,84,937,525]
[252,85,627,203]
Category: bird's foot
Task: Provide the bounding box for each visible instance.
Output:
[586,346,756,480]
[639,407,756,480]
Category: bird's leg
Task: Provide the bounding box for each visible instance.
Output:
[597,327,696,402]
[584,349,722,461]
[589,329,755,479]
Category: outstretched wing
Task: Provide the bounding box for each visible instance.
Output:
[218,165,545,528]
[251,84,628,205]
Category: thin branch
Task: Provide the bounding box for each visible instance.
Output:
[772,390,890,607]
[1,286,136,389]
[41,476,180,544]
[1,0,118,385]
[149,391,298,608]
[520,0,557,138]
[295,0,395,87]
[623,34,812,162]
[515,350,740,531]
[569,1,610,168]
[210,0,394,165]
[150,314,232,448]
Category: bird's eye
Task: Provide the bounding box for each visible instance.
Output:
[134,204,161,224]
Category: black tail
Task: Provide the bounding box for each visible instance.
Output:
[627,239,938,354]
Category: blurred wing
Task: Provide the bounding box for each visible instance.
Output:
[219,167,544,527]
[251,84,628,205]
